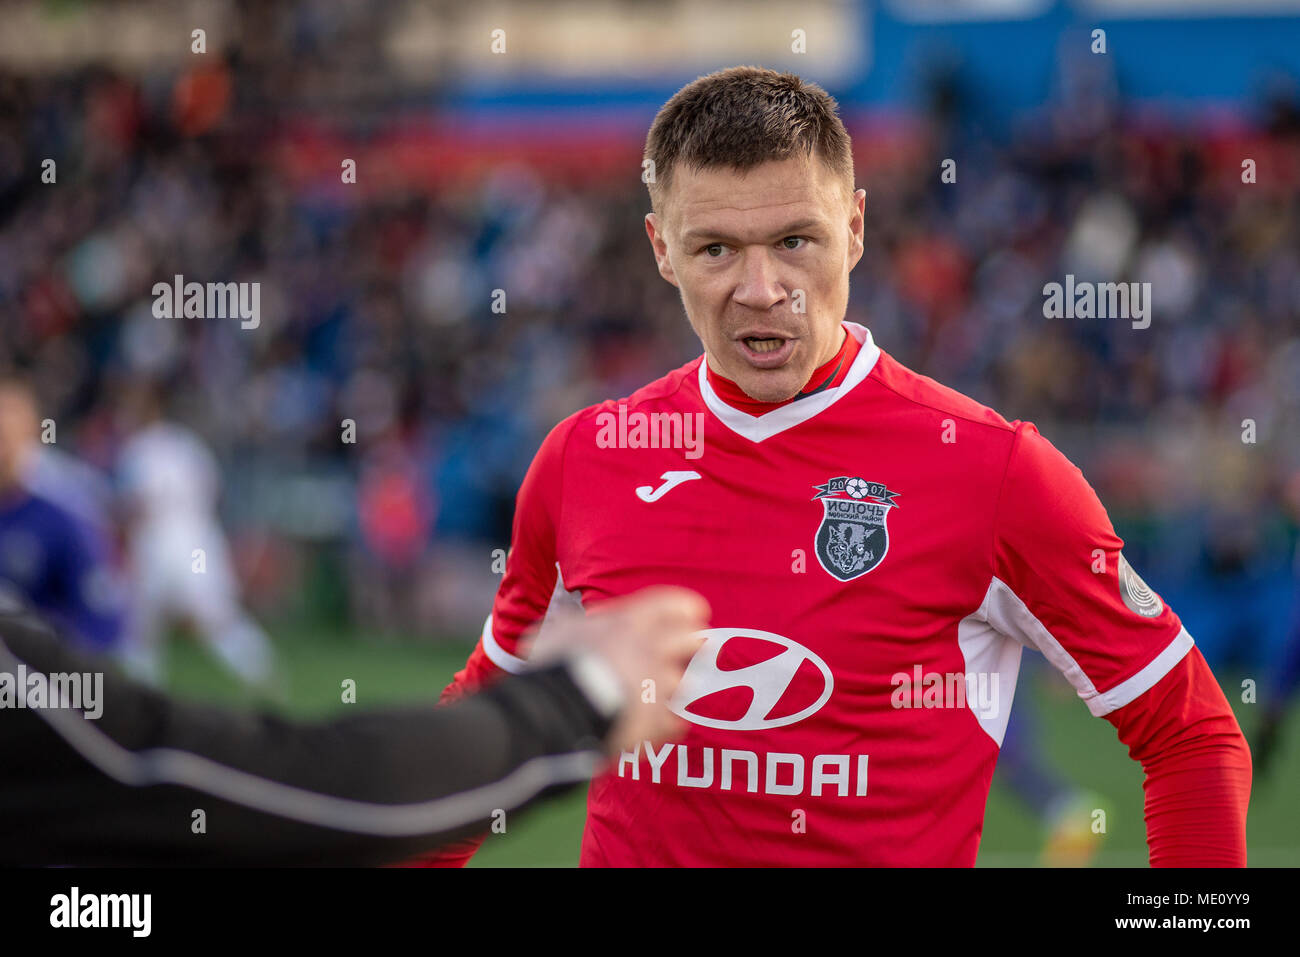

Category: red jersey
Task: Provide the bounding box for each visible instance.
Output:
[442,321,1199,866]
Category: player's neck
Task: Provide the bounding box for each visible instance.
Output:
[706,325,858,415]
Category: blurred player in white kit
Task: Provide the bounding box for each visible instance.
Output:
[115,386,276,689]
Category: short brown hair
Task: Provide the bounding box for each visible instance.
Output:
[644,66,854,214]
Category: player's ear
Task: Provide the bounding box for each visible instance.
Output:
[847,188,866,271]
[645,212,679,287]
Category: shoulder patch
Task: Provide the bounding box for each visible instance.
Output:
[1117,553,1164,617]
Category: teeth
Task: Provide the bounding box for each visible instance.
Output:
[745,337,785,354]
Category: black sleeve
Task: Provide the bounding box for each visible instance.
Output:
[0,597,615,866]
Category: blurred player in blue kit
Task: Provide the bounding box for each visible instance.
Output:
[0,376,127,652]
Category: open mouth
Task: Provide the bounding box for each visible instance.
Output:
[736,335,798,368]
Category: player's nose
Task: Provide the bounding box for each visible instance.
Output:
[731,248,787,312]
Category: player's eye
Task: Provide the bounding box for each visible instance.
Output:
[702,243,726,257]
[781,236,807,250]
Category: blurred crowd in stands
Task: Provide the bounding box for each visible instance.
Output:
[0,44,1297,664]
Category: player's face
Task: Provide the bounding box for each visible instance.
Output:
[646,155,866,403]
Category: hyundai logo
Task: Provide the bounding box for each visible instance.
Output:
[669,629,834,731]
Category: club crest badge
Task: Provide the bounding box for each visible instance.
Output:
[812,476,899,582]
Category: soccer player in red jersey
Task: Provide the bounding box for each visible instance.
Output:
[419,67,1251,867]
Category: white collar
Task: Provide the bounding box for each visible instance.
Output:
[698,322,881,443]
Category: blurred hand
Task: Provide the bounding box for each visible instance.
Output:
[525,586,709,755]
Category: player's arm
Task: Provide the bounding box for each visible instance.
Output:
[1104,646,1251,866]
[0,592,610,866]
[989,422,1250,866]
[0,585,703,866]
[405,414,577,866]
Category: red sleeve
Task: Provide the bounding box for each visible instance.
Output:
[988,422,1251,863]
[990,422,1193,714]
[1104,646,1252,866]
[399,415,575,867]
